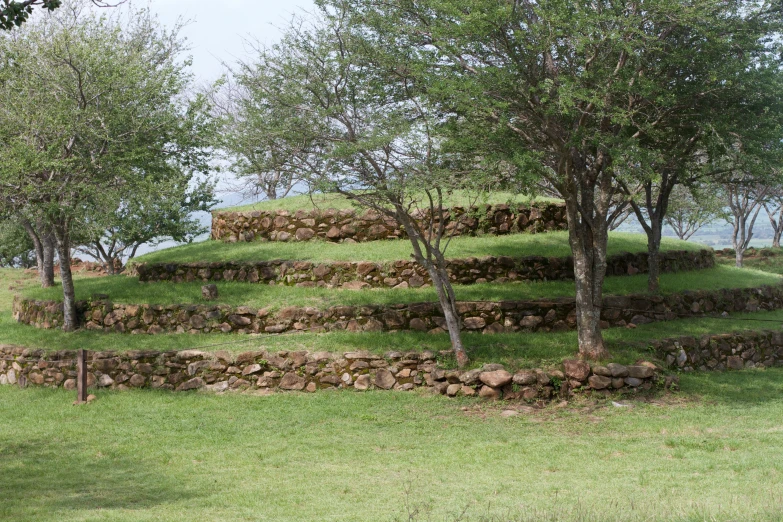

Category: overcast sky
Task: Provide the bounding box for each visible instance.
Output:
[149,0,316,84]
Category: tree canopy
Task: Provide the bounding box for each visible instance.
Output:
[0,2,214,329]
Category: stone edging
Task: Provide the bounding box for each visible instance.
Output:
[0,344,658,400]
[13,284,783,335]
[211,203,568,243]
[131,249,715,288]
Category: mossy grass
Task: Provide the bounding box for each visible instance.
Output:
[3,371,783,521]
[131,230,704,265]
[218,190,561,213]
[21,265,782,311]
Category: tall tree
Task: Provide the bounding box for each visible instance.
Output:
[0,2,212,330]
[339,0,782,358]
[226,8,500,366]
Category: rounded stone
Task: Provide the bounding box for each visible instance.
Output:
[479,370,513,388]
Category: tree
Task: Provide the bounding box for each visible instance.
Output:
[665,184,724,241]
[763,187,783,248]
[0,3,212,330]
[339,0,782,358]
[0,0,121,30]
[76,174,216,274]
[211,75,302,202]
[609,0,783,292]
[724,174,773,268]
[226,9,500,367]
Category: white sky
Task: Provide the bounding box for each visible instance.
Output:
[148,0,316,84]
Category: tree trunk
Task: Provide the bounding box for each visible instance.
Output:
[735,248,744,268]
[53,223,78,332]
[21,219,56,287]
[41,232,56,286]
[427,263,469,368]
[646,216,662,293]
[564,189,610,360]
[395,209,469,367]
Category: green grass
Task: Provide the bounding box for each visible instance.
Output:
[132,231,704,265]
[3,374,783,521]
[21,266,782,312]
[219,190,561,213]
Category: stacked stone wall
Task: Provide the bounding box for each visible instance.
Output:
[13,284,783,336]
[654,330,783,372]
[211,203,568,243]
[0,345,658,399]
[133,249,714,288]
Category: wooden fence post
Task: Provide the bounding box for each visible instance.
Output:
[76,349,87,404]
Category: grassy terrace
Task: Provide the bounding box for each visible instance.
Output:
[132,230,703,265]
[218,190,561,213]
[7,268,783,369]
[21,266,782,311]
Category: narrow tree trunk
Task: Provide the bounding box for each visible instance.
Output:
[428,265,468,368]
[396,210,469,367]
[41,232,56,286]
[53,223,78,332]
[773,230,781,249]
[646,217,663,293]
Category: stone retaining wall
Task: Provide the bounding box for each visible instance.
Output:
[654,330,783,372]
[133,249,715,288]
[211,203,568,243]
[13,284,783,336]
[0,344,658,400]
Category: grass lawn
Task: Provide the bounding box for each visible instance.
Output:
[132,231,704,265]
[218,190,561,213]
[2,374,783,521]
[21,266,783,312]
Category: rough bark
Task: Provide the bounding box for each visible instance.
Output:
[560,163,612,360]
[19,218,55,287]
[41,231,55,285]
[52,222,77,332]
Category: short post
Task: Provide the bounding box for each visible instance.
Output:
[76,348,87,404]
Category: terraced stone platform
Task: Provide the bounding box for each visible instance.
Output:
[14,284,783,335]
[133,248,714,287]
[212,202,568,243]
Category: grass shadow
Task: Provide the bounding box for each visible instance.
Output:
[0,425,195,518]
